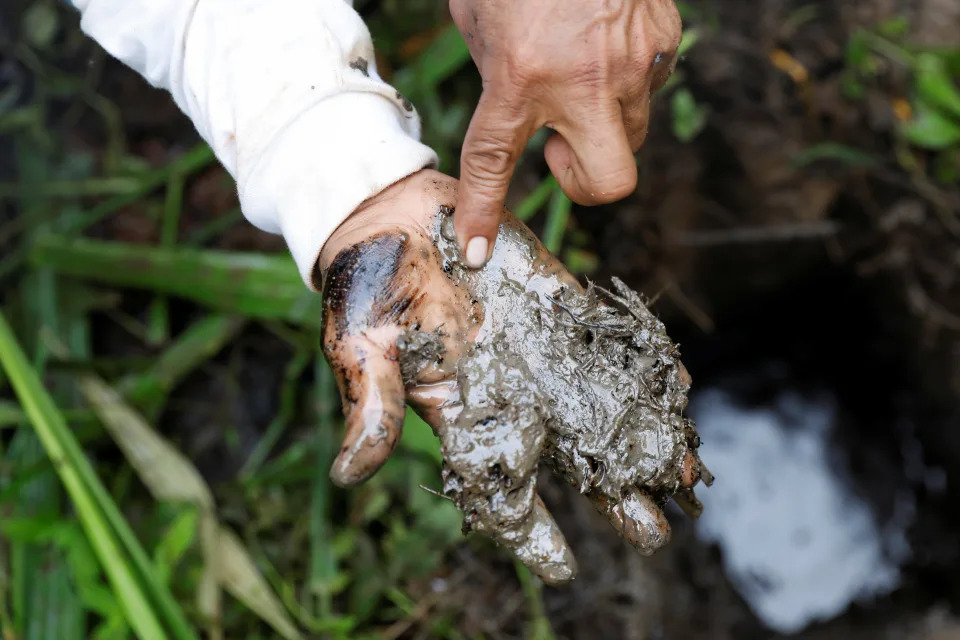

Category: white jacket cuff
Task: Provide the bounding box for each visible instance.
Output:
[73,0,439,289]
[242,94,437,289]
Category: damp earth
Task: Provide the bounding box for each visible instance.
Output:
[392,205,710,582]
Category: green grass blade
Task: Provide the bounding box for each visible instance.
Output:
[393,23,471,99]
[514,561,555,640]
[0,177,143,199]
[0,543,13,634]
[9,136,87,639]
[25,556,84,640]
[61,144,215,234]
[30,236,320,325]
[65,346,303,640]
[400,409,442,466]
[513,176,558,222]
[120,314,246,414]
[308,357,339,618]
[6,429,70,638]
[0,400,23,427]
[147,171,186,346]
[542,188,571,254]
[791,142,877,168]
[241,350,311,477]
[0,312,176,640]
[1,146,216,281]
[183,208,244,247]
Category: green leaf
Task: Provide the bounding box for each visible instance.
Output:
[513,176,558,222]
[671,88,709,142]
[941,49,960,77]
[0,400,23,427]
[841,72,866,100]
[308,357,340,620]
[119,314,246,415]
[845,31,876,75]
[678,28,700,57]
[22,1,59,49]
[877,16,910,39]
[399,408,442,466]
[0,311,193,640]
[1,517,123,623]
[562,248,599,275]
[902,102,960,149]
[515,561,555,640]
[790,142,877,167]
[915,52,960,121]
[153,509,199,585]
[934,148,960,183]
[62,144,214,234]
[542,189,571,254]
[29,236,319,325]
[68,354,303,640]
[393,23,471,99]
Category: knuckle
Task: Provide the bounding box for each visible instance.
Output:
[667,3,684,39]
[463,138,516,186]
[659,30,683,62]
[504,47,550,86]
[459,205,501,225]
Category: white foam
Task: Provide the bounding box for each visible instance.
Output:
[691,388,906,634]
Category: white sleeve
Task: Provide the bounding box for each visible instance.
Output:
[71,0,438,288]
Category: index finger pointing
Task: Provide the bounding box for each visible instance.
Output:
[456,91,534,268]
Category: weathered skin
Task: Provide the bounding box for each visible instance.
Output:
[316,170,709,584]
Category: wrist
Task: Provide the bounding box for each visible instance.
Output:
[317,169,455,273]
[237,94,438,291]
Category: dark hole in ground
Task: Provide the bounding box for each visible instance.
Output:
[646,261,959,638]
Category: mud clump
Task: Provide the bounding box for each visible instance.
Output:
[543,278,695,495]
[397,207,708,569]
[396,327,445,385]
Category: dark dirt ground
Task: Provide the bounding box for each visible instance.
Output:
[3,0,960,638]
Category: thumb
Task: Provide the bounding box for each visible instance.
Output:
[456,91,532,268]
[325,331,406,487]
[319,233,414,487]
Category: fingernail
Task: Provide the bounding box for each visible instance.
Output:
[464,236,489,268]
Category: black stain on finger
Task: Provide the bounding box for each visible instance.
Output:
[321,232,410,338]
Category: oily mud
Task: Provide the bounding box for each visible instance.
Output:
[398,206,709,573]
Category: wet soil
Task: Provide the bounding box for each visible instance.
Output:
[395,206,706,583]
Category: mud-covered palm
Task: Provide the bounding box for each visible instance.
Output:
[316,170,707,584]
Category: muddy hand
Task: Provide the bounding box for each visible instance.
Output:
[316,169,707,584]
